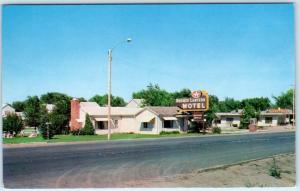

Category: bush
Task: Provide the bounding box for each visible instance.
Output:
[212,127,221,134]
[80,115,95,135]
[188,122,200,133]
[160,131,180,135]
[269,157,281,179]
[3,113,24,136]
[39,122,56,139]
[70,129,81,135]
[72,115,95,136]
[38,105,56,139]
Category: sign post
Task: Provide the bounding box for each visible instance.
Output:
[176,90,209,133]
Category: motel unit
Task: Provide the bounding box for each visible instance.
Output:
[215,108,293,128]
[70,98,189,135]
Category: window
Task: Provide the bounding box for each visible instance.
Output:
[143,122,148,128]
[265,117,273,124]
[226,118,234,122]
[114,120,118,128]
[97,121,107,129]
[164,120,174,128]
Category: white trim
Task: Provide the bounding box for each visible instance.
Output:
[163,117,177,121]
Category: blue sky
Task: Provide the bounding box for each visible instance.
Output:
[2,4,295,104]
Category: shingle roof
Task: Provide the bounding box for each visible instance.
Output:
[126,99,144,107]
[146,106,179,117]
[266,108,292,114]
[80,102,143,116]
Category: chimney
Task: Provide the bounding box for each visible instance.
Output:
[70,98,82,131]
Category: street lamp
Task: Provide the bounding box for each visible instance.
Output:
[107,38,132,140]
[291,84,295,127]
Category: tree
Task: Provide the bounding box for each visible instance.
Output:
[132,83,173,106]
[78,97,87,102]
[170,88,191,105]
[12,101,26,112]
[171,88,191,99]
[49,100,70,134]
[3,113,24,136]
[240,104,259,129]
[218,97,241,112]
[240,97,271,111]
[40,92,72,134]
[38,105,55,139]
[273,89,293,109]
[40,92,71,104]
[23,96,41,128]
[204,95,219,127]
[80,114,95,135]
[89,94,126,107]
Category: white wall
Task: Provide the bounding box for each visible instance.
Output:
[258,116,278,127]
[2,105,15,117]
[90,109,185,135]
[135,109,160,134]
[217,116,241,128]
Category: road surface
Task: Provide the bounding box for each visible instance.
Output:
[3,132,295,188]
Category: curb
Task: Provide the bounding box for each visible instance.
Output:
[195,153,295,174]
[3,129,295,148]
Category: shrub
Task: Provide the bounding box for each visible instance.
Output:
[39,122,56,139]
[3,113,24,136]
[80,115,95,135]
[160,131,180,135]
[72,115,95,136]
[70,129,81,135]
[38,105,56,139]
[269,157,281,179]
[212,127,221,134]
[188,122,200,133]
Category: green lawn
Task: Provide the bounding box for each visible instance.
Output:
[3,133,201,144]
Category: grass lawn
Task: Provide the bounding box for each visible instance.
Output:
[3,133,201,144]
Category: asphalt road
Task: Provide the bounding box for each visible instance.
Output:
[3,132,295,188]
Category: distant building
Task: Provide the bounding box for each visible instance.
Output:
[45,104,55,113]
[2,104,15,117]
[1,104,25,119]
[126,99,144,108]
[215,108,293,128]
[70,98,188,135]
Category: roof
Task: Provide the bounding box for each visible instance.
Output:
[216,109,243,117]
[2,104,15,110]
[216,108,293,118]
[146,106,179,117]
[126,99,144,107]
[80,102,143,116]
[260,108,293,115]
[265,108,292,114]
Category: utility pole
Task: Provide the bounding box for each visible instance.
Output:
[107,38,132,140]
[293,85,295,127]
[107,49,112,140]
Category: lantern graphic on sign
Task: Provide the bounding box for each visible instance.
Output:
[192,90,202,98]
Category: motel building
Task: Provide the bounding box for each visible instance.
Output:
[215,108,293,128]
[70,98,190,135]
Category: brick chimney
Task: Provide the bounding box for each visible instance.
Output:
[70,98,82,131]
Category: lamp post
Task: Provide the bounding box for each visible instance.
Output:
[290,84,295,127]
[292,84,295,127]
[107,38,132,140]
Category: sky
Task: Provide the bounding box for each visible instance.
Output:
[2,3,295,104]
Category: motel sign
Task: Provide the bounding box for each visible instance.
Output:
[176,90,209,112]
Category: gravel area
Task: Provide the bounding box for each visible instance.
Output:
[123,154,295,187]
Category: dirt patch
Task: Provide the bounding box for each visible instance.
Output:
[123,154,295,187]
